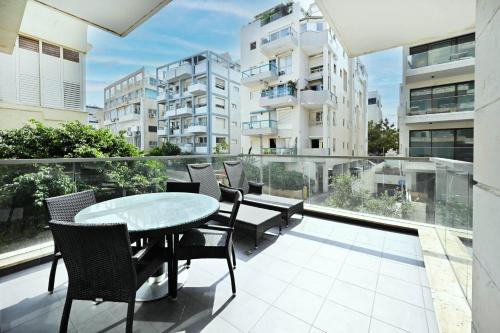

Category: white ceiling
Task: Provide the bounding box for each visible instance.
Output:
[316,0,475,56]
[33,0,172,36]
[0,0,27,54]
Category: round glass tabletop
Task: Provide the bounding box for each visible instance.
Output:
[74,192,219,234]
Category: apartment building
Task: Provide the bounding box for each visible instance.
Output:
[367,90,383,123]
[398,33,475,162]
[239,2,368,157]
[0,1,88,129]
[86,105,102,129]
[156,51,241,155]
[102,68,158,151]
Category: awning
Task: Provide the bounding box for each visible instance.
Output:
[315,0,475,56]
[33,0,172,36]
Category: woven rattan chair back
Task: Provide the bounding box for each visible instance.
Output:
[166,181,200,193]
[46,190,96,222]
[223,161,250,194]
[49,221,137,302]
[186,163,222,201]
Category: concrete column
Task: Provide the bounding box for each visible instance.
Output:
[472,0,500,332]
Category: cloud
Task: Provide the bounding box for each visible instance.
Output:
[87,55,161,67]
[174,0,255,19]
[86,80,108,93]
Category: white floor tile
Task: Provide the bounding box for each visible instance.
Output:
[314,300,371,333]
[337,264,379,290]
[377,275,424,308]
[328,280,375,316]
[274,285,324,324]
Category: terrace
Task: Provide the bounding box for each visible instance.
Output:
[0,154,472,332]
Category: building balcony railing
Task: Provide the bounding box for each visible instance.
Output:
[262,147,297,155]
[241,63,278,88]
[407,45,475,70]
[259,2,293,26]
[260,27,298,56]
[408,146,473,162]
[260,86,297,108]
[165,63,193,81]
[187,82,207,96]
[408,94,474,116]
[186,124,207,134]
[300,90,337,109]
[242,119,278,136]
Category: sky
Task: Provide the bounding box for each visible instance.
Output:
[86,0,401,125]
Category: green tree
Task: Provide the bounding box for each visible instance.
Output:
[214,139,229,155]
[368,119,399,156]
[148,141,181,156]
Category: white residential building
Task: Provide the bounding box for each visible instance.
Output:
[102,68,159,151]
[156,51,241,155]
[398,33,475,162]
[239,2,368,157]
[0,1,88,129]
[86,105,102,129]
[367,90,383,123]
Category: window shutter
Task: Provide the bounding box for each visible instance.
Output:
[63,82,82,109]
[18,37,40,106]
[42,42,60,58]
[19,36,39,52]
[63,48,79,63]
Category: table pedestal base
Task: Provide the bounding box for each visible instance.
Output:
[136,265,188,302]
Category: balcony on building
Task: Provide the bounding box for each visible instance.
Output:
[186,123,208,134]
[260,26,298,57]
[187,82,207,96]
[406,82,474,124]
[157,127,169,136]
[175,105,193,117]
[157,91,167,104]
[300,20,329,56]
[165,63,193,81]
[179,143,193,153]
[194,142,208,154]
[301,147,330,155]
[194,104,207,114]
[257,2,293,27]
[118,111,140,122]
[262,147,297,155]
[260,84,297,108]
[300,89,337,109]
[241,63,278,88]
[242,119,278,136]
[406,33,475,82]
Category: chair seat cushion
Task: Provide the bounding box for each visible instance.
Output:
[180,228,227,247]
[244,194,303,210]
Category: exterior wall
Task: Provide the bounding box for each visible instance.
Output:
[398,38,475,159]
[367,90,383,123]
[472,0,500,332]
[102,68,158,151]
[86,105,102,129]
[239,2,368,159]
[156,51,241,155]
[0,1,88,131]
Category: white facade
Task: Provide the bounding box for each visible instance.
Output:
[156,51,241,155]
[398,33,475,162]
[85,105,102,129]
[367,90,383,123]
[0,1,88,129]
[239,2,368,157]
[102,68,159,151]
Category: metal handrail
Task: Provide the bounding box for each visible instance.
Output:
[242,119,278,129]
[242,63,278,78]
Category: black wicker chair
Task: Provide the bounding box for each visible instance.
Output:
[166,181,200,193]
[177,187,242,294]
[45,190,96,294]
[49,220,165,333]
[223,160,304,226]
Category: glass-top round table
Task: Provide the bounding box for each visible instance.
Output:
[74,192,219,301]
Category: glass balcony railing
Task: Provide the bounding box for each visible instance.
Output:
[0,154,473,303]
[408,43,475,69]
[408,94,475,115]
[242,119,278,130]
[241,63,278,79]
[408,146,473,162]
[261,27,297,46]
[259,3,293,26]
[261,86,297,99]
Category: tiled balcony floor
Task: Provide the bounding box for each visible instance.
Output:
[0,216,438,333]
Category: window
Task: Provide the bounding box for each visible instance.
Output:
[232,103,237,109]
[332,138,336,152]
[197,136,207,145]
[333,64,337,74]
[145,88,157,99]
[278,54,292,75]
[63,48,79,62]
[409,128,473,161]
[311,139,320,149]
[216,137,226,144]
[315,112,322,123]
[368,97,377,105]
[250,41,256,50]
[19,36,39,52]
[231,121,237,127]
[215,78,225,90]
[149,141,158,147]
[409,81,474,115]
[42,42,60,57]
[148,126,157,132]
[215,97,225,110]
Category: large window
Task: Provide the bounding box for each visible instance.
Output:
[278,54,292,75]
[409,33,475,68]
[409,81,474,115]
[409,128,473,161]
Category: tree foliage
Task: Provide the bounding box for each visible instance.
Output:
[368,119,399,156]
[0,120,140,158]
[324,174,412,219]
[148,141,181,156]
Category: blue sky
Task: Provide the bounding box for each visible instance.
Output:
[86,0,401,124]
